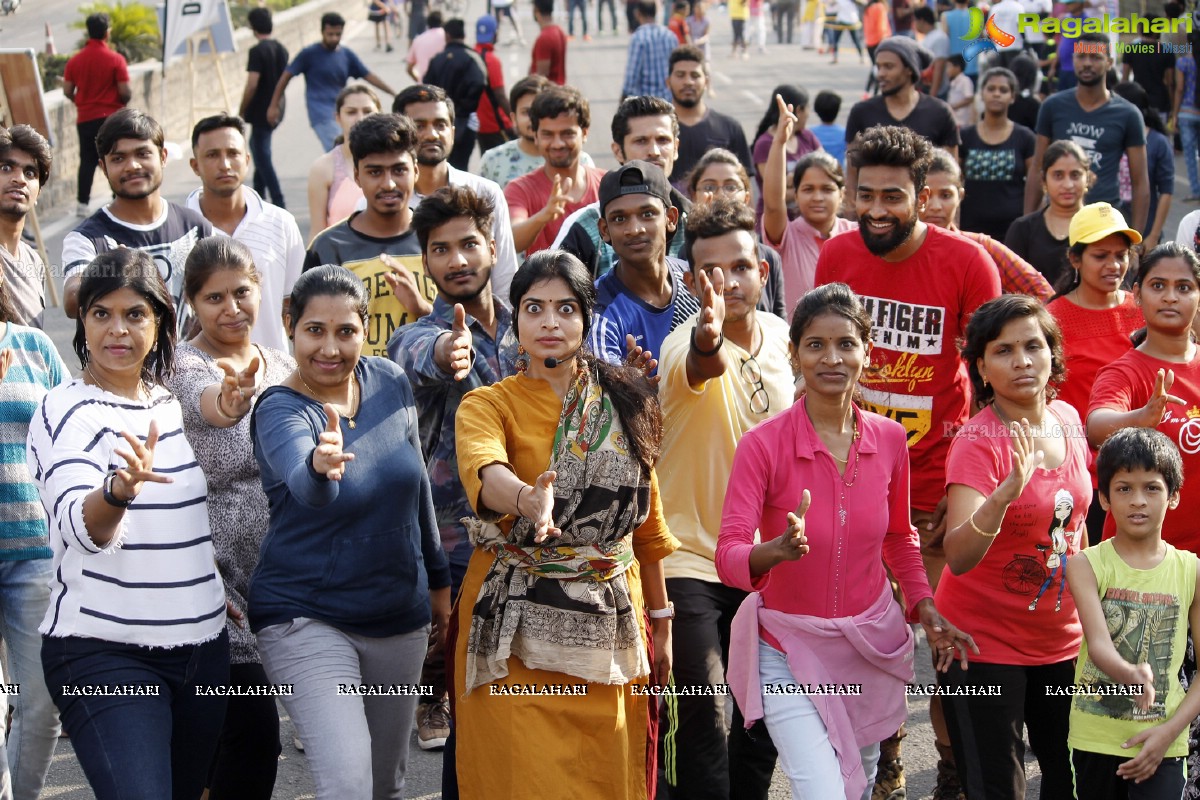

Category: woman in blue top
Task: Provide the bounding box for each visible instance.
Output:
[250,264,451,800]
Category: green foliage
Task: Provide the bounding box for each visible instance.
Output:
[73,2,163,65]
[37,53,70,92]
[229,0,308,30]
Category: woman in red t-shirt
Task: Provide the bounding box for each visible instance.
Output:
[1047,203,1143,543]
[937,294,1089,800]
[1087,243,1200,555]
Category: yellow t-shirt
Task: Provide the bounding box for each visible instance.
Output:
[658,313,794,582]
[1069,540,1197,758]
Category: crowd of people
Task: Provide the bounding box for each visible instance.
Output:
[2,1,1198,799]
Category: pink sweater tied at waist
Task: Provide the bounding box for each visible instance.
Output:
[727,581,915,800]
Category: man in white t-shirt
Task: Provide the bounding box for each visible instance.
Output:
[186,113,305,351]
[989,0,1026,66]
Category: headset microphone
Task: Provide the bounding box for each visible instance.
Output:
[543,346,583,369]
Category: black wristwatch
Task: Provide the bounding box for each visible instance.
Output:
[102,471,133,508]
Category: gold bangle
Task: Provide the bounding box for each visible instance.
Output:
[967,512,1000,539]
[213,390,239,423]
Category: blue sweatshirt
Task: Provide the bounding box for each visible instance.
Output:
[249,357,450,637]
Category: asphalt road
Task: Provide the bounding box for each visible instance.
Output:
[33,0,1197,795]
[1,0,87,57]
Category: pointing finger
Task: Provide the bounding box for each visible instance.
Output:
[795,488,811,518]
[453,303,468,332]
[323,403,341,433]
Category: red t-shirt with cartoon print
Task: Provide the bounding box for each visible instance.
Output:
[814,225,1001,511]
[1089,348,1200,554]
[935,402,1088,665]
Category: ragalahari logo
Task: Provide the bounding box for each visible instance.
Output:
[960,6,1016,60]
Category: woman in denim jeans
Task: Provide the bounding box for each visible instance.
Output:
[30,250,230,800]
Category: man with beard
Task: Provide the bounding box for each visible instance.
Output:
[388,185,517,758]
[666,46,754,190]
[0,125,52,328]
[393,85,519,303]
[814,124,998,800]
[1026,32,1149,234]
[266,12,396,152]
[185,114,305,352]
[504,85,606,255]
[479,76,598,189]
[590,160,700,370]
[656,197,791,800]
[304,114,436,356]
[842,35,958,216]
[63,109,213,336]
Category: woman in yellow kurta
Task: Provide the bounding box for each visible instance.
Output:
[454,250,679,799]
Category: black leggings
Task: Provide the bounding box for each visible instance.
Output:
[207,662,282,800]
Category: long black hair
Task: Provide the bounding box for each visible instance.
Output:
[73,249,177,385]
[510,251,662,474]
[753,85,809,145]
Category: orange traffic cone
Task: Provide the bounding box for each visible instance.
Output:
[45,23,56,57]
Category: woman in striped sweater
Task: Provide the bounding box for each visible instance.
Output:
[27,249,228,800]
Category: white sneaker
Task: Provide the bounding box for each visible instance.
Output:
[75,202,90,217]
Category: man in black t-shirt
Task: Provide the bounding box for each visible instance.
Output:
[665,45,754,190]
[422,19,488,170]
[842,35,959,214]
[239,8,290,208]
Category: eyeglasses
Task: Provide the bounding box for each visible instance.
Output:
[741,356,770,415]
[696,182,746,196]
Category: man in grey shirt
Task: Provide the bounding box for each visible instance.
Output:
[0,126,52,328]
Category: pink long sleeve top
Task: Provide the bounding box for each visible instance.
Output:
[715,398,933,630]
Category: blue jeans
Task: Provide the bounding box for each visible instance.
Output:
[1181,112,1200,196]
[568,0,588,35]
[0,559,58,800]
[249,124,285,209]
[310,114,342,153]
[257,617,428,800]
[42,632,230,800]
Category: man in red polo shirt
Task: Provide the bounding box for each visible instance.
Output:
[63,13,131,217]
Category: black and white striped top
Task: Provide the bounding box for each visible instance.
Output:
[27,380,225,646]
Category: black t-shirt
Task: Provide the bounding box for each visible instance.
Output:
[1008,94,1041,132]
[844,94,961,149]
[1004,209,1069,288]
[670,109,754,187]
[1125,47,1176,113]
[959,123,1037,241]
[246,39,290,127]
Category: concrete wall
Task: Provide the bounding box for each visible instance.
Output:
[41,0,358,213]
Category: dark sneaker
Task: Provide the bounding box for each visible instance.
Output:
[932,757,966,800]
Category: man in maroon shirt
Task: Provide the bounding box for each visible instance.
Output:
[530,0,567,84]
[63,13,132,217]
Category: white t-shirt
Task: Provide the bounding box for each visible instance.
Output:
[1018,0,1052,43]
[990,0,1025,50]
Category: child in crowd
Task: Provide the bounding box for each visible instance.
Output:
[946,55,976,128]
[1066,427,1200,800]
[810,90,845,166]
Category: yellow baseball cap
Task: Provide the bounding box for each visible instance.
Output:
[1068,202,1143,246]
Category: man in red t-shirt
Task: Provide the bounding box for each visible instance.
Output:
[813,122,999,799]
[62,13,131,217]
[474,16,514,153]
[504,86,605,254]
[530,0,568,84]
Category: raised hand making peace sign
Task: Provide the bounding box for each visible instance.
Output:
[214,355,261,421]
[312,403,355,481]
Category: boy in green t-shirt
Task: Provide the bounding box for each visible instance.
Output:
[1065,427,1200,798]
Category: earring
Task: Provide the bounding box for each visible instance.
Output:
[981,376,988,387]
[516,344,528,374]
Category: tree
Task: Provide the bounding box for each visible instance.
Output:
[73,2,162,65]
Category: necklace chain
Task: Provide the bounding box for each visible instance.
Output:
[297,372,360,429]
[86,364,147,401]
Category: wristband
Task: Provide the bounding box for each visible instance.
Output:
[648,601,675,620]
[690,327,723,358]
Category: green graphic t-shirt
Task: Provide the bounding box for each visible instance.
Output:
[1069,539,1197,758]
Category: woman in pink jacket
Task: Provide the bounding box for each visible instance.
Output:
[716,283,975,800]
